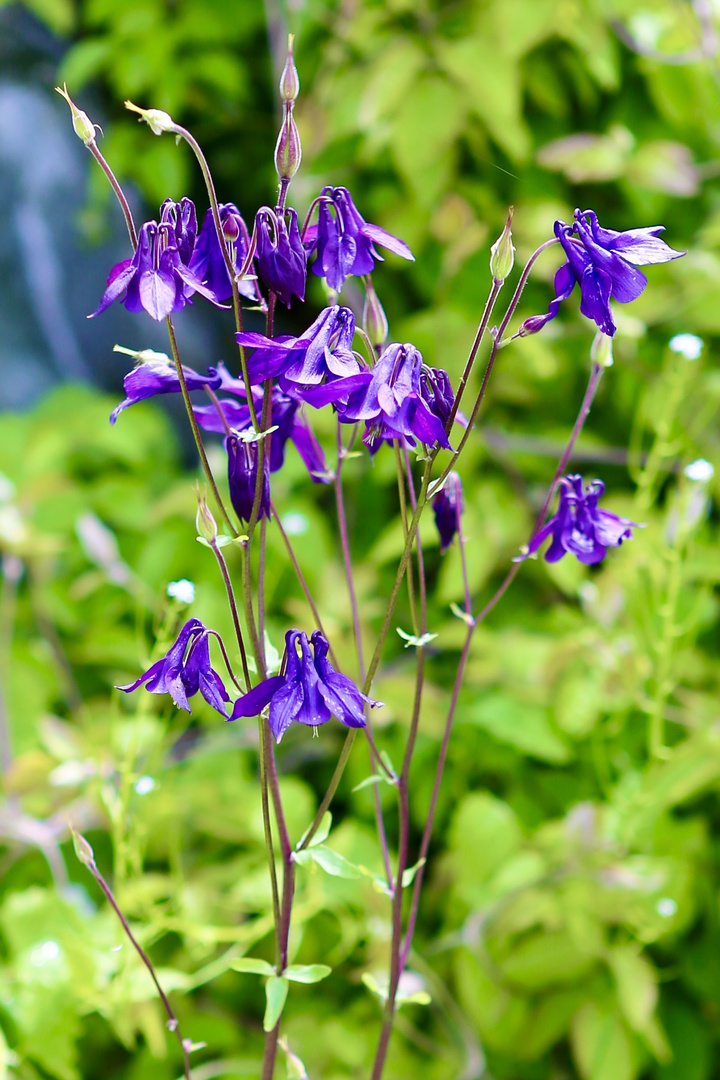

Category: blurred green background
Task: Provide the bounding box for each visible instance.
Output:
[1,0,720,1077]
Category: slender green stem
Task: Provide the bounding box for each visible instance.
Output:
[87,141,137,248]
[209,542,251,691]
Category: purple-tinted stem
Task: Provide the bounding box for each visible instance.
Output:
[404,449,427,624]
[335,420,394,887]
[394,443,418,636]
[434,237,560,493]
[165,317,238,538]
[87,141,137,249]
[446,278,503,434]
[398,358,606,974]
[84,855,191,1080]
[258,517,268,654]
[209,542,251,691]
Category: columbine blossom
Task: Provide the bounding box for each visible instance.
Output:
[189,203,258,303]
[110,354,222,424]
[229,629,381,742]
[304,343,454,452]
[254,206,307,307]
[432,473,464,552]
[226,434,271,522]
[520,209,684,338]
[117,618,230,717]
[92,219,221,322]
[236,306,361,390]
[160,197,197,265]
[520,475,641,565]
[306,186,414,292]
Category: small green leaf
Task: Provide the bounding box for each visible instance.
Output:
[263,975,289,1032]
[362,972,387,1001]
[449,602,475,626]
[284,964,332,984]
[401,858,426,888]
[352,774,385,792]
[296,811,332,851]
[396,627,439,648]
[230,957,275,976]
[358,864,393,897]
[309,846,361,879]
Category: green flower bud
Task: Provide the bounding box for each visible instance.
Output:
[195,488,218,543]
[362,277,388,348]
[274,108,302,181]
[125,100,176,135]
[279,34,300,102]
[71,827,96,869]
[591,329,614,368]
[490,207,515,284]
[55,84,98,146]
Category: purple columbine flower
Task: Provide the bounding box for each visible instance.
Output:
[192,373,332,483]
[189,203,258,303]
[229,628,381,742]
[306,186,414,292]
[304,343,454,452]
[254,206,307,307]
[110,353,223,424]
[226,433,271,522]
[160,197,197,265]
[236,306,361,391]
[521,475,641,565]
[520,209,684,338]
[91,218,221,322]
[116,618,231,717]
[433,472,464,552]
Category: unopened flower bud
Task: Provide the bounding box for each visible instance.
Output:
[274,109,302,181]
[55,84,98,146]
[362,277,388,348]
[71,827,96,869]
[490,207,515,284]
[125,100,176,135]
[195,489,218,543]
[222,212,240,243]
[279,35,300,102]
[591,329,613,368]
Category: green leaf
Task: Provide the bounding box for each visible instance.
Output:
[401,858,426,889]
[296,811,332,850]
[295,846,362,879]
[352,774,386,792]
[466,695,571,763]
[263,975,289,1032]
[230,958,275,976]
[396,627,438,649]
[283,964,332,984]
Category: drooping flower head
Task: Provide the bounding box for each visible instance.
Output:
[308,343,454,452]
[520,475,641,565]
[110,352,223,424]
[226,433,271,523]
[236,306,361,391]
[91,214,222,322]
[189,203,259,303]
[229,628,381,742]
[254,206,307,307]
[519,209,685,338]
[116,618,231,717]
[432,472,464,552]
[306,186,414,292]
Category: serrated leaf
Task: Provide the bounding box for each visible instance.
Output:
[401,858,426,888]
[230,957,275,976]
[263,975,289,1032]
[283,964,332,984]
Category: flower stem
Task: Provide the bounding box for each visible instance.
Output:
[165,317,238,537]
[81,852,191,1080]
[87,141,137,249]
[446,278,502,433]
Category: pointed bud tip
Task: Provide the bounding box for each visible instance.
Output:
[362,278,388,348]
[274,111,302,180]
[70,827,96,868]
[55,84,99,146]
[279,34,300,101]
[195,485,219,543]
[490,207,515,284]
[124,100,176,135]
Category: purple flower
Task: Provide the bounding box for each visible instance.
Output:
[91,216,222,322]
[226,433,271,522]
[160,197,197,265]
[229,629,381,742]
[110,353,223,424]
[306,186,414,292]
[305,343,453,452]
[116,618,230,717]
[236,306,361,391]
[254,206,307,307]
[189,203,258,303]
[520,209,685,338]
[521,475,641,565]
[192,375,332,483]
[433,473,464,552]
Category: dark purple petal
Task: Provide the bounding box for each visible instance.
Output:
[230,676,285,720]
[362,222,414,261]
